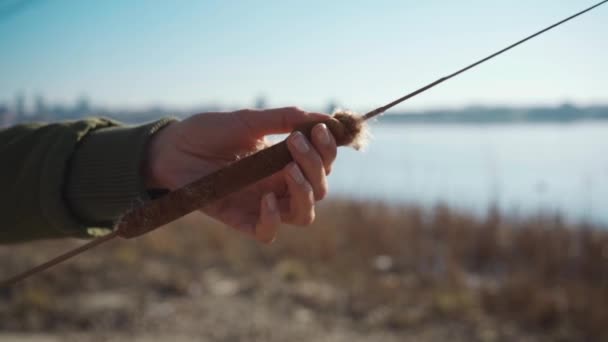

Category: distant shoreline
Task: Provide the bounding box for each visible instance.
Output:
[3,103,608,126]
[378,104,608,124]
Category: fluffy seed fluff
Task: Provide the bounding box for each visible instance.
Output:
[332,110,369,150]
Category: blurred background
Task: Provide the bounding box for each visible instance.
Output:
[1,1,607,341]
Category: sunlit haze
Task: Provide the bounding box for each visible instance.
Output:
[1,0,607,112]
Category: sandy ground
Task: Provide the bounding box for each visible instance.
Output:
[0,266,539,342]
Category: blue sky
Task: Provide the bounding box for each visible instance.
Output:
[1,0,607,112]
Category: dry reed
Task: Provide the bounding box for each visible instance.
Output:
[0,199,606,341]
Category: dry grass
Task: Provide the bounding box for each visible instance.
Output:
[0,199,607,341]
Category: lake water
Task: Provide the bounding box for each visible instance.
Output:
[327,121,608,226]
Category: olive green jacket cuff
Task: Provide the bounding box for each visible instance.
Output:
[0,117,176,243]
[65,118,176,232]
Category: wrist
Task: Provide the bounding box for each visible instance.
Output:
[144,120,178,190]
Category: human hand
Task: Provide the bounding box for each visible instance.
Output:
[144,107,338,243]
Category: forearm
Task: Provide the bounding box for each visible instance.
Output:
[0,117,175,243]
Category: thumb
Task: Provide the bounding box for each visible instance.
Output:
[237,107,329,136]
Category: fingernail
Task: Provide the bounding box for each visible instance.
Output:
[289,164,305,184]
[291,132,310,153]
[265,193,277,212]
[315,124,331,145]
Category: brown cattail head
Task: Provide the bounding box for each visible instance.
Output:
[331,110,368,150]
[115,111,367,239]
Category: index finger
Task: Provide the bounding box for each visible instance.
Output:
[236,107,329,136]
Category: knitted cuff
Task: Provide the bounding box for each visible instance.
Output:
[65,118,177,229]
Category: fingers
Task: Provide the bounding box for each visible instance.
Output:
[236,107,328,136]
[287,131,328,200]
[311,123,338,175]
[255,193,281,244]
[252,128,336,242]
[250,119,338,244]
[287,122,337,199]
[253,166,315,243]
[282,163,316,226]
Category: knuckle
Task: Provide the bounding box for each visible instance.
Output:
[304,181,315,197]
[234,109,261,121]
[260,235,276,245]
[308,150,324,168]
[317,142,337,162]
[294,212,315,226]
[314,191,326,202]
[303,210,316,225]
[294,194,315,226]
[256,225,277,244]
[329,144,338,156]
[315,182,328,201]
[236,108,255,116]
[287,106,309,121]
[326,145,337,159]
[286,106,305,113]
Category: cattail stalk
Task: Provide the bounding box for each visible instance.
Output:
[116,112,365,238]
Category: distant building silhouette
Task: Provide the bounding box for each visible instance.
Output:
[15,92,25,119]
[76,96,91,115]
[0,104,8,127]
[325,100,339,114]
[254,95,267,109]
[35,94,47,116]
[1,93,606,125]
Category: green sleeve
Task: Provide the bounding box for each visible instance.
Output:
[0,117,175,243]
